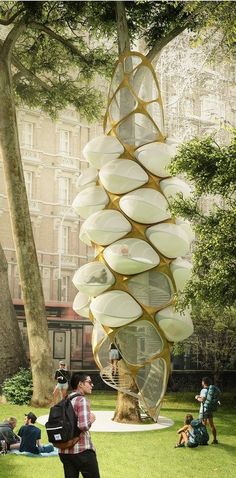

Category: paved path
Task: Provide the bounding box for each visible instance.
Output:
[38,411,174,433]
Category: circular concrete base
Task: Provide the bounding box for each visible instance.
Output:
[38,411,174,433]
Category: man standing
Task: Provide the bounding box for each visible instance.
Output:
[53,361,71,404]
[58,372,100,478]
[195,376,218,444]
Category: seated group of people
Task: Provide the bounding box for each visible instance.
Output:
[0,413,53,454]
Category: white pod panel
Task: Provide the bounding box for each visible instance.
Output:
[119,188,171,224]
[176,218,195,242]
[83,134,124,169]
[155,306,193,342]
[72,263,115,297]
[76,167,98,190]
[73,292,91,319]
[160,177,191,200]
[170,258,193,292]
[146,223,190,258]
[135,142,176,177]
[79,222,93,246]
[72,185,109,219]
[99,159,148,194]
[90,290,142,327]
[104,238,160,275]
[82,210,132,246]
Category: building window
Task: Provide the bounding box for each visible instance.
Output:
[61,275,69,302]
[59,130,70,155]
[24,171,33,199]
[22,122,34,148]
[58,177,70,205]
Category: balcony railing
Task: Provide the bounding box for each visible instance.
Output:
[21,147,41,162]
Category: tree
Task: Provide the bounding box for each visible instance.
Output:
[169,133,236,309]
[0,242,27,385]
[97,0,236,422]
[188,305,236,384]
[0,1,112,406]
[0,0,234,408]
[169,133,236,382]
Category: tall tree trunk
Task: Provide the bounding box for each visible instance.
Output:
[0,242,27,387]
[116,1,136,144]
[112,362,142,423]
[0,53,53,406]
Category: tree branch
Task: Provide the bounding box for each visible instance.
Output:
[1,16,27,57]
[146,4,207,62]
[11,54,52,92]
[31,21,90,65]
[146,23,187,63]
[0,7,25,25]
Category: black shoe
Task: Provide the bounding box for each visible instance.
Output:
[212,440,218,444]
[174,443,185,448]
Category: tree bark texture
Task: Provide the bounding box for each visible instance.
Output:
[0,55,54,406]
[112,361,142,423]
[113,361,142,423]
[0,242,27,386]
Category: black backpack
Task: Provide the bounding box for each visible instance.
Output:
[45,393,81,449]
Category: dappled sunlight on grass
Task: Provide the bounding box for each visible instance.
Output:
[0,392,235,478]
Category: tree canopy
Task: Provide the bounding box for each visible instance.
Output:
[169,132,236,310]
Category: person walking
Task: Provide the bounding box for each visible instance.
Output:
[53,361,71,404]
[58,372,100,478]
[195,376,218,444]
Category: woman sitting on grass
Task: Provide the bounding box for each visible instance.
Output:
[175,413,194,448]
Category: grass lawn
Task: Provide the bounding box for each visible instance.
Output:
[0,392,236,478]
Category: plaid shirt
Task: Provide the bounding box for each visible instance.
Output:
[59,393,95,455]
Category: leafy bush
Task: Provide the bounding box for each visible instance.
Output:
[2,368,33,405]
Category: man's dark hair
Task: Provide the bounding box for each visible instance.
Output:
[70,372,88,390]
[202,376,211,386]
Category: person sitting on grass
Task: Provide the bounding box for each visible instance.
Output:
[175,413,194,448]
[18,412,54,455]
[0,417,21,451]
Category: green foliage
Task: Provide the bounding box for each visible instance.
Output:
[2,368,33,405]
[170,135,236,197]
[169,132,236,309]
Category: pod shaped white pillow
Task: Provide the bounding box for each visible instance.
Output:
[135,142,177,177]
[170,258,192,292]
[104,238,160,275]
[146,223,190,258]
[73,291,91,318]
[76,167,98,190]
[72,185,109,219]
[79,221,92,246]
[119,188,171,224]
[90,290,142,327]
[176,218,195,242]
[155,306,193,342]
[72,262,115,297]
[99,159,148,194]
[83,134,124,169]
[160,177,191,200]
[82,209,132,245]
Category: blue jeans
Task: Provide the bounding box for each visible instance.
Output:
[38,444,54,453]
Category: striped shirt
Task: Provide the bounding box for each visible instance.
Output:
[59,393,95,455]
